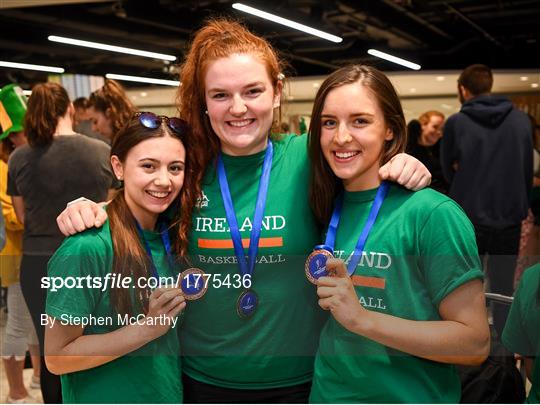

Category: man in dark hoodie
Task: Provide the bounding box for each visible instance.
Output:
[441,64,533,335]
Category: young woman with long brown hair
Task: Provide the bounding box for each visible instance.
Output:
[45,112,195,403]
[56,19,433,403]
[307,65,490,403]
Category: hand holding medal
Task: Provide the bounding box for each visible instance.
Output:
[145,286,186,338]
[315,258,366,332]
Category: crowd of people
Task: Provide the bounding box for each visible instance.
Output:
[0,17,537,405]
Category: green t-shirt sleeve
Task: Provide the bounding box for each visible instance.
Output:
[419,200,483,306]
[46,231,110,321]
[502,270,534,357]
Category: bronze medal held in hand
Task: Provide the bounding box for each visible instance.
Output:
[179,268,208,300]
[305,245,335,284]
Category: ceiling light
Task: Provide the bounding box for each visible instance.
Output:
[436,76,445,81]
[409,88,416,93]
[313,83,320,88]
[520,76,529,81]
[367,49,421,70]
[440,104,453,109]
[0,60,65,73]
[532,83,539,88]
[106,73,180,87]
[140,92,147,97]
[49,35,176,61]
[232,3,343,43]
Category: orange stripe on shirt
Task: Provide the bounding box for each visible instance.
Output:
[351,275,386,289]
[198,237,283,249]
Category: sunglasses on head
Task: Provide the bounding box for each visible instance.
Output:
[135,112,189,137]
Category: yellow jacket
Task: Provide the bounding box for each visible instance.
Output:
[0,159,23,287]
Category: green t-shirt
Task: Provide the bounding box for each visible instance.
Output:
[310,186,483,403]
[503,264,540,404]
[181,134,327,389]
[46,221,183,404]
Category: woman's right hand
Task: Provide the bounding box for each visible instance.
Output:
[57,199,109,235]
[144,287,186,340]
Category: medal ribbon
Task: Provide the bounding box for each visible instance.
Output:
[217,141,273,278]
[135,221,174,281]
[326,181,390,276]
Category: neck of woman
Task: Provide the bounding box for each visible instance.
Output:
[54,116,77,136]
[343,165,382,192]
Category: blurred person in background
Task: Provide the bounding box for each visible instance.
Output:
[86,79,137,140]
[72,97,108,143]
[7,82,117,403]
[0,83,41,404]
[406,111,449,194]
[441,64,533,336]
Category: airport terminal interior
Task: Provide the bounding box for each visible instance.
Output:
[1,0,539,403]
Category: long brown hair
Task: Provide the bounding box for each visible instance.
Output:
[24,82,70,147]
[308,65,407,227]
[177,18,286,173]
[88,80,137,136]
[108,115,197,315]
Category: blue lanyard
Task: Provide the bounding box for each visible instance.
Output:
[217,141,273,277]
[135,221,174,280]
[325,182,390,276]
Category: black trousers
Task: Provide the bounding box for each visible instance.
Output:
[20,254,63,404]
[473,223,521,337]
[182,373,311,404]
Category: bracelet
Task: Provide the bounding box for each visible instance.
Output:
[66,197,92,207]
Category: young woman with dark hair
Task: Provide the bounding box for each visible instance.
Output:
[7,82,117,403]
[307,65,490,403]
[44,112,195,403]
[86,79,137,140]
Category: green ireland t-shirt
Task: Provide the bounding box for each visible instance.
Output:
[503,264,540,404]
[181,134,327,389]
[46,220,183,404]
[310,185,483,404]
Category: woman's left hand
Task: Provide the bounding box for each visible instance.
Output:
[379,153,431,191]
[316,258,366,332]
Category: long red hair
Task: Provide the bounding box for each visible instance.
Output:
[177,18,286,173]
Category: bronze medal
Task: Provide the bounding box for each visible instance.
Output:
[179,268,208,300]
[305,248,334,284]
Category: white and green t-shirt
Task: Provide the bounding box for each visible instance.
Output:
[46,221,183,404]
[310,186,483,403]
[181,134,327,389]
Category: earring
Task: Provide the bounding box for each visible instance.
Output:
[205,110,208,115]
